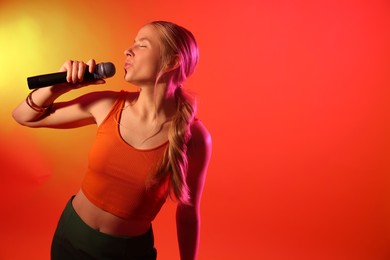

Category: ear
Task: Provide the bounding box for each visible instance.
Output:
[164,55,180,72]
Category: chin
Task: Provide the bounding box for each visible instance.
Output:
[124,72,134,83]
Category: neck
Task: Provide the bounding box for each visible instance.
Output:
[134,81,177,122]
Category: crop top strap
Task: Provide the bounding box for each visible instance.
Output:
[99,90,128,129]
[112,90,128,112]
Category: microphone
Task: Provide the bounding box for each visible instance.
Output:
[27,62,116,89]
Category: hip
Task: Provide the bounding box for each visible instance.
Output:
[51,195,157,260]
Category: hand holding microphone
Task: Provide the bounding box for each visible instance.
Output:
[27,59,116,89]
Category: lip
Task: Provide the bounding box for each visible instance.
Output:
[124,62,133,70]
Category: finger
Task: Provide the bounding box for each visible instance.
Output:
[71,61,79,84]
[86,59,96,73]
[78,61,87,82]
[95,79,106,85]
[60,60,73,83]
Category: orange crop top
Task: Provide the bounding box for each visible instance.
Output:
[81,90,170,221]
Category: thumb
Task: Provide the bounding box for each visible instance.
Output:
[94,79,106,85]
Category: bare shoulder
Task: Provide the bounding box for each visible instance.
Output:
[78,90,137,125]
[188,119,212,155]
[79,90,138,108]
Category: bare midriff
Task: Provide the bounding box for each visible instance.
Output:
[72,190,152,237]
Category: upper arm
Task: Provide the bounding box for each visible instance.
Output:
[184,120,212,209]
[19,91,117,129]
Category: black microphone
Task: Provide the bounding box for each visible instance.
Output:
[27,62,116,89]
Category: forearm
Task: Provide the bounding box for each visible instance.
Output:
[12,85,71,125]
[176,207,201,260]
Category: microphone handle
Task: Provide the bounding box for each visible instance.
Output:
[27,68,98,89]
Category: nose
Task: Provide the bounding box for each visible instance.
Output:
[124,47,134,57]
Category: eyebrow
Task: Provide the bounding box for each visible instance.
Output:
[134,37,151,43]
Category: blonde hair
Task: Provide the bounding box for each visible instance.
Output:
[150,21,199,204]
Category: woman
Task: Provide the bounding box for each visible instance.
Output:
[12,21,211,260]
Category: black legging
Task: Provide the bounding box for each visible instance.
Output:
[51,196,157,260]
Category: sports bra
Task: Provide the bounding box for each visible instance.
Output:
[81,90,170,221]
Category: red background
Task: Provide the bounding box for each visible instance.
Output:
[1,0,390,259]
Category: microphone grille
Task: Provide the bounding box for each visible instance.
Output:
[97,62,116,79]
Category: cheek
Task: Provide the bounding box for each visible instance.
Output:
[143,55,163,76]
[138,62,160,78]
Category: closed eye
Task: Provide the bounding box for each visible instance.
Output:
[132,43,147,49]
[133,37,150,48]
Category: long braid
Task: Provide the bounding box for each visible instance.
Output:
[155,87,196,204]
[169,87,196,204]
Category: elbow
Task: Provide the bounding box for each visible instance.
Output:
[12,109,26,126]
[176,205,200,224]
[176,214,200,232]
[12,109,37,128]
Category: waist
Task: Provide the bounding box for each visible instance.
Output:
[72,190,152,237]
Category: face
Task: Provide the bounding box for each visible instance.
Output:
[123,25,162,86]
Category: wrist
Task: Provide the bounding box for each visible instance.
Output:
[25,89,53,114]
